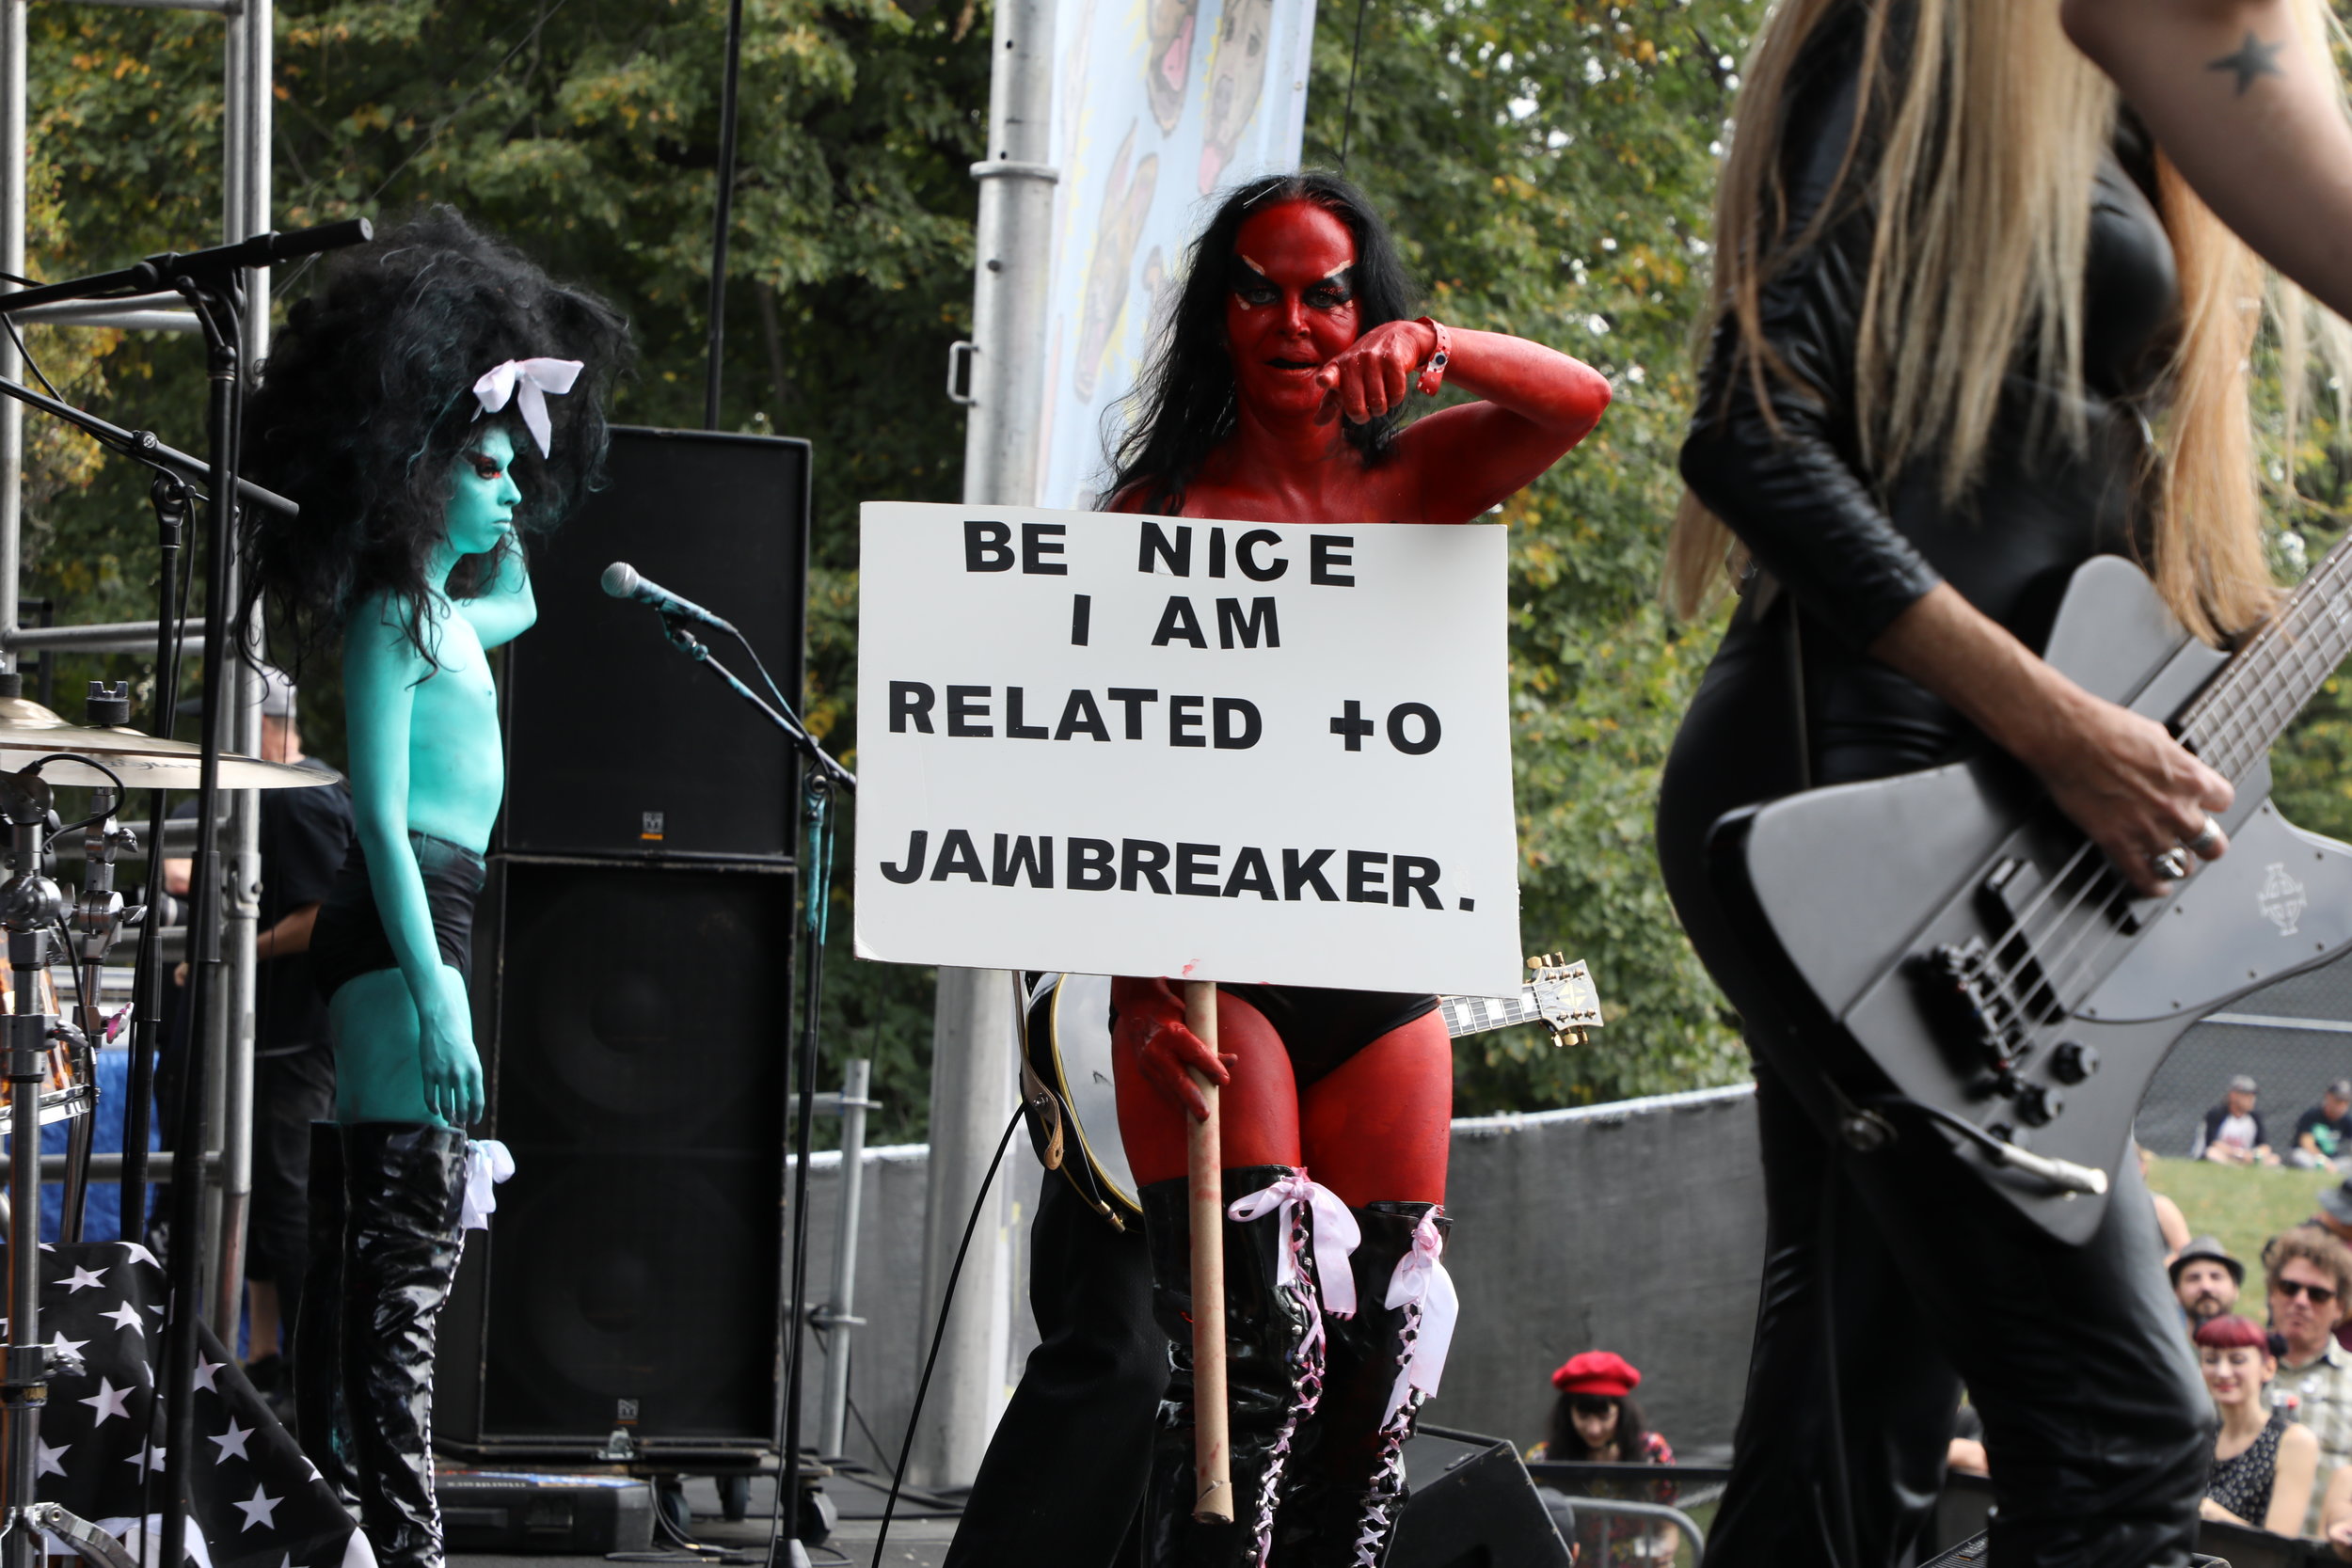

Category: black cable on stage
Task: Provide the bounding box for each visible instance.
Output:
[866,1101,1025,1568]
[1339,0,1373,170]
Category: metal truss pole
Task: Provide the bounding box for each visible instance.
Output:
[205,0,267,1331]
[916,0,1058,1490]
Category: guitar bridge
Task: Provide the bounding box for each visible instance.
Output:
[1914,939,2028,1075]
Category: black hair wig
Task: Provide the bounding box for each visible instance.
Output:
[1101,169,1416,513]
[1546,1391,1655,1464]
[240,206,630,667]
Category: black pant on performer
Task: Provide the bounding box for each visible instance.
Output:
[1657,605,2212,1568]
[248,1043,337,1338]
[943,1176,1163,1568]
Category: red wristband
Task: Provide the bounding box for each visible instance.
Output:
[1415,317,1451,396]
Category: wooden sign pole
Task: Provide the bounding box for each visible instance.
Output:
[1184,978,1234,1523]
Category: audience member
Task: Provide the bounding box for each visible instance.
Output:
[2140,1142,2191,1261]
[2172,1237,2245,1332]
[1947,1402,1988,1477]
[2197,1075,2278,1165]
[162,666,353,1400]
[2295,1082,2352,1172]
[2268,1227,2352,1528]
[2318,1180,2352,1249]
[2315,1182,2352,1351]
[1532,1352,1674,1465]
[1530,1352,1673,1565]
[2197,1313,2320,1535]
[2321,1463,2352,1560]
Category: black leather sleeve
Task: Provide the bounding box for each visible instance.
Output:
[1676,24,1944,653]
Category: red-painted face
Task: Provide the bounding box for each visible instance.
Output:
[1224,199,1361,422]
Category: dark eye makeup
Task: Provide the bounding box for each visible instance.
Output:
[465,451,505,482]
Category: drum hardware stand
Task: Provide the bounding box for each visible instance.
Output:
[120,476,194,1255]
[62,725,142,1244]
[637,615,851,1565]
[0,763,138,1568]
[0,223,369,1568]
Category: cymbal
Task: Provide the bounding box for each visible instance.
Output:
[0,694,337,790]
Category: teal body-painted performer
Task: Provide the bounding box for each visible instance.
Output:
[240,208,626,1568]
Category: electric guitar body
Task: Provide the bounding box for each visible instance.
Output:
[1712,554,2352,1243]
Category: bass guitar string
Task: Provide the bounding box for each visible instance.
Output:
[1960,532,2352,1013]
[1967,570,2352,1071]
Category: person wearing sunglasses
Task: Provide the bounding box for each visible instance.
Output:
[2265,1227,2352,1531]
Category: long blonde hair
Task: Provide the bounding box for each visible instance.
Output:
[1662,0,2341,644]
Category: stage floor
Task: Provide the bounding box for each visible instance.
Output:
[451,1470,963,1568]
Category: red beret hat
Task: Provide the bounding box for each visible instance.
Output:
[1551,1350,1641,1398]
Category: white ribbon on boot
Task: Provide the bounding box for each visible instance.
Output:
[469,356,584,456]
[1227,1168,1361,1317]
[1381,1209,1458,1426]
[460,1138,516,1231]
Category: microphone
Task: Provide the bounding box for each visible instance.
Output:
[601,562,736,633]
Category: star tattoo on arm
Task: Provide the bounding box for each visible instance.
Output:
[2208,30,2286,95]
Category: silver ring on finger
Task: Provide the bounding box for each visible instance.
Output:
[2184,816,2223,856]
[2149,847,2192,880]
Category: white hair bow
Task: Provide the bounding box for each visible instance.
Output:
[470,356,584,457]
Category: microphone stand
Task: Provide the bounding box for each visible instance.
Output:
[650,615,850,1562]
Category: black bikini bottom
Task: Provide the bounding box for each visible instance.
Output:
[309,831,486,1002]
[1215,984,1440,1091]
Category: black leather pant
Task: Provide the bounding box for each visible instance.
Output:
[1657,607,2212,1568]
[943,1176,1162,1568]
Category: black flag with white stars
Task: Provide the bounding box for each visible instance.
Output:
[15,1241,368,1568]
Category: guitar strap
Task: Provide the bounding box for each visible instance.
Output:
[1742,564,1812,793]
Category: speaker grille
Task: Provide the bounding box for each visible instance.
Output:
[501,426,809,863]
[461,860,795,1446]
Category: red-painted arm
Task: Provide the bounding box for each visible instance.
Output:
[1315,320,1611,524]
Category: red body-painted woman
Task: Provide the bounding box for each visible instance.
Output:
[1100,172,1608,1568]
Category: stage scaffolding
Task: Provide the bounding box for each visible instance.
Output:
[0,0,272,1328]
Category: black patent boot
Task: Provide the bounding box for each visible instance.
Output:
[342,1122,469,1568]
[293,1122,359,1514]
[1269,1202,1450,1568]
[1142,1167,1328,1568]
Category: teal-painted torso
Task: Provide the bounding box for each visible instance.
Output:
[332,425,532,1127]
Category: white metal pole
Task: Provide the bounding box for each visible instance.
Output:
[208,0,268,1327]
[0,0,26,660]
[816,1056,870,1459]
[915,0,1059,1487]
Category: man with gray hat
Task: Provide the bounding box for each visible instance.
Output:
[164,664,353,1398]
[2169,1236,2243,1331]
[2195,1073,2278,1165]
[2295,1081,2352,1172]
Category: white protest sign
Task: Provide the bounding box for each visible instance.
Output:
[853,503,1521,996]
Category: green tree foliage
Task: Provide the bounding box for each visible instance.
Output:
[1304,0,1756,1107]
[26,0,2352,1146]
[20,0,991,1143]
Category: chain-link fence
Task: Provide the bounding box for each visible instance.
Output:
[2139,951,2352,1156]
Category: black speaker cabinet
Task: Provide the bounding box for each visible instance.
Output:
[436,856,798,1459]
[1393,1427,1575,1568]
[501,426,810,863]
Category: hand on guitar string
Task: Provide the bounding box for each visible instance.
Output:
[1111,976,1235,1123]
[2017,686,2233,898]
[1868,584,2232,899]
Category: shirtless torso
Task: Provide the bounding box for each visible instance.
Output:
[1107,195,1610,1204]
[330,424,533,1127]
